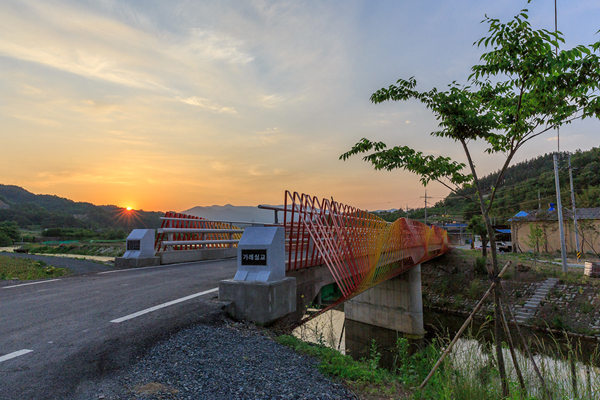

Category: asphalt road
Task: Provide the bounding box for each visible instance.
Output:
[0,258,237,400]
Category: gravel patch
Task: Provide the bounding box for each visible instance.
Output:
[75,322,357,400]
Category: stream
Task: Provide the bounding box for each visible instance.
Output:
[293,306,600,397]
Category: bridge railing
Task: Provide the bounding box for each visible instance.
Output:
[155,212,245,252]
[281,190,450,301]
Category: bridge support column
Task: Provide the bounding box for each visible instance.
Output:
[345,264,424,337]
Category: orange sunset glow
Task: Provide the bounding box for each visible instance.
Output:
[2,1,600,213]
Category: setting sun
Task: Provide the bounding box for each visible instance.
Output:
[126,207,132,211]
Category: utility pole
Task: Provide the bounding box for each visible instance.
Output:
[422,190,428,225]
[406,204,409,219]
[538,190,541,211]
[554,154,568,272]
[569,153,580,260]
[553,2,568,273]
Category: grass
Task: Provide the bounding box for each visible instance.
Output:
[0,255,70,281]
[581,302,593,314]
[27,243,125,258]
[276,334,409,398]
[278,328,600,399]
[467,279,482,300]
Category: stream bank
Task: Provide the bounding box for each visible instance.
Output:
[422,249,600,340]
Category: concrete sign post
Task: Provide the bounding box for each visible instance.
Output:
[234,226,285,282]
[220,226,296,324]
[123,229,155,258]
[115,229,160,269]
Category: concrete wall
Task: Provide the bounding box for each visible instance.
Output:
[219,277,296,325]
[159,248,237,264]
[512,220,600,254]
[345,265,424,337]
[114,256,160,269]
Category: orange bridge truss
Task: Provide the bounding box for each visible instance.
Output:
[283,191,450,303]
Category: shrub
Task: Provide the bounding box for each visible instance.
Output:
[551,316,568,331]
[467,279,482,299]
[0,221,19,242]
[474,257,487,276]
[0,232,12,247]
[43,227,63,237]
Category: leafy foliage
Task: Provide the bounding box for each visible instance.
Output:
[341,8,600,208]
[467,215,488,256]
[341,7,600,397]
[442,147,600,223]
[0,221,19,242]
[0,232,12,247]
[341,137,472,189]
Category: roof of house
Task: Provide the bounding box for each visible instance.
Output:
[510,207,600,222]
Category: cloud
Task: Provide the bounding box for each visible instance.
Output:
[183,28,254,65]
[0,0,255,100]
[260,94,285,108]
[254,127,286,144]
[179,97,237,114]
[0,1,168,90]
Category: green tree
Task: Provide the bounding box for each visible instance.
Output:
[524,223,546,255]
[341,6,600,396]
[0,221,19,242]
[0,232,12,246]
[467,215,488,257]
[43,227,63,237]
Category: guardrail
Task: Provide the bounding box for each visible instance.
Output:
[155,212,247,252]
[280,190,450,298]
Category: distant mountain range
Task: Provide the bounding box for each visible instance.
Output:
[0,184,284,230]
[0,183,407,231]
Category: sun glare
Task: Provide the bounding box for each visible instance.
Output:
[114,206,143,228]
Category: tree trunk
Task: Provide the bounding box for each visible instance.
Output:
[461,139,509,397]
[482,234,488,258]
[485,211,510,398]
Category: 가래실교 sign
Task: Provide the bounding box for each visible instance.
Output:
[241,249,267,266]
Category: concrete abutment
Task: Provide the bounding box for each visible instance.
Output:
[345,264,424,337]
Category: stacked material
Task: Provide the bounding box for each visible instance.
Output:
[584,262,600,278]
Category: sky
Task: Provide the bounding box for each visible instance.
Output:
[1,0,599,213]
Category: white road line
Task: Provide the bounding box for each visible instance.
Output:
[98,258,231,275]
[110,287,219,323]
[2,279,61,289]
[0,349,33,363]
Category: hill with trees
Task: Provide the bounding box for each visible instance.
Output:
[0,185,163,235]
[374,147,600,225]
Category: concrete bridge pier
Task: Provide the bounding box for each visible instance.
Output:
[345,264,424,338]
[285,264,336,321]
